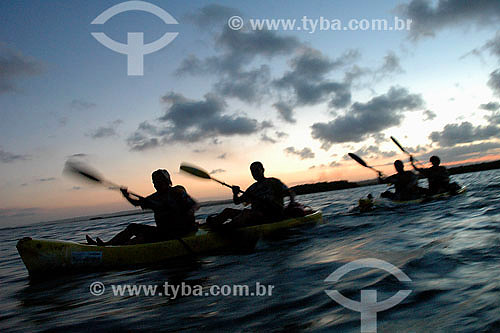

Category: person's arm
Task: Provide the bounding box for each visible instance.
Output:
[121,188,145,207]
[410,156,424,172]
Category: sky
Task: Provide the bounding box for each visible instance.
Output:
[1,0,500,227]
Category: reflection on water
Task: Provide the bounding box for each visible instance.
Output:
[1,170,500,332]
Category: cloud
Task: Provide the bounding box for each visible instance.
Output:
[0,148,29,163]
[127,93,268,150]
[0,207,40,218]
[274,48,355,108]
[343,145,397,161]
[329,161,342,167]
[273,101,296,123]
[479,102,500,111]
[176,27,301,104]
[422,141,500,162]
[398,0,500,39]
[214,65,271,103]
[0,44,42,94]
[70,99,96,111]
[488,69,500,97]
[86,120,122,139]
[209,169,226,175]
[185,4,242,29]
[423,109,437,121]
[217,153,227,159]
[378,52,404,75]
[311,87,425,148]
[37,177,56,182]
[284,146,315,160]
[260,133,277,143]
[68,153,88,158]
[275,131,288,138]
[429,121,500,146]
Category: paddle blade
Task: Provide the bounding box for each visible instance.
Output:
[348,153,368,167]
[64,161,104,184]
[390,136,407,154]
[180,163,211,180]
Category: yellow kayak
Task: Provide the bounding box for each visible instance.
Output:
[17,211,322,277]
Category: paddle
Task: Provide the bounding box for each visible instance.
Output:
[64,160,143,199]
[390,136,421,164]
[348,153,384,176]
[180,163,243,193]
[64,160,194,254]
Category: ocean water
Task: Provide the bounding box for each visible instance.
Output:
[1,170,499,332]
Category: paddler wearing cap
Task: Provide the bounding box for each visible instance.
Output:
[86,169,198,246]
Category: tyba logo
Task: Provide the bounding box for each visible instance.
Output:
[325,258,412,333]
[91,1,178,76]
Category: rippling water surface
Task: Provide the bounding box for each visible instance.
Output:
[1,170,499,332]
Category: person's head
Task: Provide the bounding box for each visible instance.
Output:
[394,160,405,173]
[430,155,440,167]
[250,161,265,181]
[152,169,172,192]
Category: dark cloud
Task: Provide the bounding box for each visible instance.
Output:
[311,87,425,149]
[423,109,437,121]
[186,4,242,29]
[176,27,301,104]
[0,148,29,163]
[0,45,42,94]
[479,102,500,111]
[429,121,500,146]
[274,48,355,108]
[488,69,500,97]
[127,93,268,151]
[87,120,122,139]
[284,146,315,160]
[398,0,500,39]
[70,99,96,111]
[273,101,296,123]
[214,65,271,103]
[209,169,226,175]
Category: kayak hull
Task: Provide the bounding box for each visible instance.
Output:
[17,211,322,277]
[370,186,467,208]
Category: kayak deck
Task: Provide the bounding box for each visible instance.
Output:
[17,211,322,277]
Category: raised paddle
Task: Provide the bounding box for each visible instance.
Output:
[180,163,244,193]
[348,153,384,176]
[390,136,421,164]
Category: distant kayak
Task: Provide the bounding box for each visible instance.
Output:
[357,187,467,212]
[16,211,322,278]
